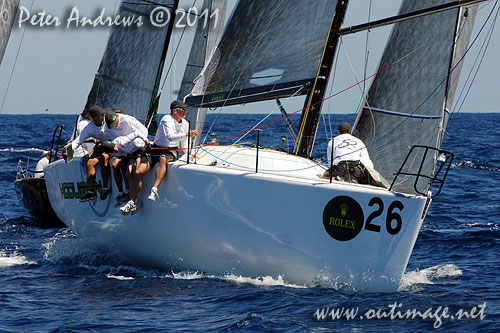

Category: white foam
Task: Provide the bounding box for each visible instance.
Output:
[219,273,307,288]
[107,274,134,281]
[399,264,462,291]
[0,147,43,153]
[0,251,37,268]
[168,271,306,288]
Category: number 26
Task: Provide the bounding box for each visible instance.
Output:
[365,197,404,235]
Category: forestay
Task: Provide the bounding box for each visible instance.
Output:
[353,0,477,195]
[85,1,175,123]
[185,0,337,107]
[0,0,19,64]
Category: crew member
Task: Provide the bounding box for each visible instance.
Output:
[70,105,112,201]
[322,122,372,184]
[103,110,150,215]
[35,150,50,178]
[147,100,198,202]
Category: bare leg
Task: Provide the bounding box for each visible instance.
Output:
[112,157,123,193]
[121,160,130,191]
[135,160,150,198]
[100,153,110,188]
[153,155,171,189]
[127,157,139,201]
[86,158,99,192]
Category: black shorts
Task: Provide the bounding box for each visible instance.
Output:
[151,144,177,166]
[125,148,151,166]
[325,160,370,184]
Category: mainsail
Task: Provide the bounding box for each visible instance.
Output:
[85,1,176,124]
[0,0,19,64]
[185,0,337,108]
[353,0,477,195]
[180,0,227,146]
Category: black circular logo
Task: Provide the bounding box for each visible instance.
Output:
[323,196,364,241]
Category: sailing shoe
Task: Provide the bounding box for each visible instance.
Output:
[120,200,137,215]
[80,191,97,202]
[100,188,111,200]
[131,200,142,216]
[147,187,159,201]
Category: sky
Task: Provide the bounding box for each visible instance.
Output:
[0,0,498,116]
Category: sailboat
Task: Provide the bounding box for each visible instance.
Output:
[3,0,64,227]
[43,0,492,291]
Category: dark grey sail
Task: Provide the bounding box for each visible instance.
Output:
[185,0,337,108]
[181,0,227,146]
[86,1,175,123]
[0,0,19,64]
[353,0,476,195]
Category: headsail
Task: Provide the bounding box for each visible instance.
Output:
[184,0,337,108]
[85,1,176,124]
[181,0,227,146]
[0,0,19,64]
[353,0,477,195]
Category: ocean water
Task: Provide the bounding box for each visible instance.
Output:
[0,113,498,332]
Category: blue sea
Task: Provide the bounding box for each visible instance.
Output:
[0,113,498,332]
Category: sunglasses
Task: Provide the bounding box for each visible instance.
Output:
[176,108,187,112]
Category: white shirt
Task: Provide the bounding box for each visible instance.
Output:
[107,114,148,154]
[76,118,95,154]
[327,133,371,166]
[35,156,49,178]
[71,120,108,151]
[154,114,188,149]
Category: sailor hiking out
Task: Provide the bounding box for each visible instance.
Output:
[148,99,198,202]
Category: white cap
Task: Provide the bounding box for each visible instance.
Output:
[41,150,50,157]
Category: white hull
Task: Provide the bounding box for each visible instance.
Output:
[45,146,428,292]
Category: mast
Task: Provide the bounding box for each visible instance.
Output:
[293,0,349,158]
[145,0,180,135]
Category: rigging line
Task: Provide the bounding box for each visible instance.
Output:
[211,0,287,112]
[159,0,197,91]
[205,64,393,147]
[339,0,499,160]
[196,18,475,151]
[454,4,498,114]
[234,86,304,146]
[452,3,498,113]
[324,40,342,143]
[363,0,372,97]
[0,0,34,115]
[199,1,498,168]
[203,85,304,159]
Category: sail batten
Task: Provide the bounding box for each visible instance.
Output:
[185,0,337,108]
